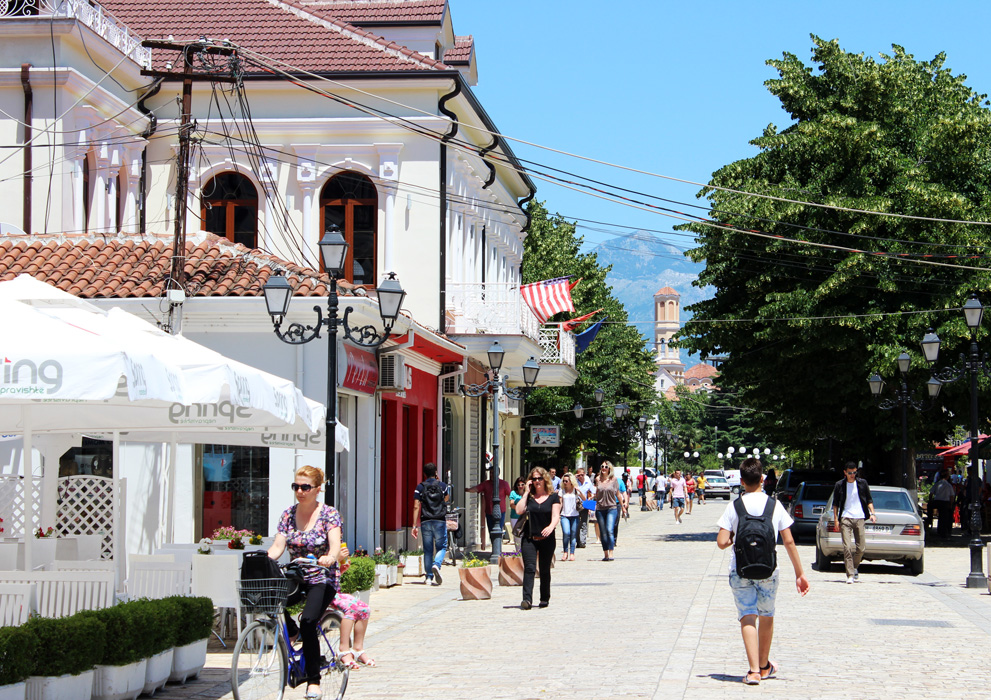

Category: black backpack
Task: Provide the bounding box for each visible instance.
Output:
[419,479,447,520]
[733,496,777,580]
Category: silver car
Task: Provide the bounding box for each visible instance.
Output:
[704,475,732,500]
[788,482,833,540]
[814,486,925,575]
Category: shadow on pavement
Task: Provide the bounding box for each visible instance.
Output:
[655,531,718,542]
[705,672,744,683]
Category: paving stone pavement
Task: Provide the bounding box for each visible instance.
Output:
[155,497,991,700]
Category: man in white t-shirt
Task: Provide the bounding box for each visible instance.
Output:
[655,473,668,510]
[717,458,809,686]
[831,462,876,583]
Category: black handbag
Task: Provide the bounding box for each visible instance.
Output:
[512,510,529,539]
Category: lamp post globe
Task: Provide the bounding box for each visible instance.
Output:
[486,341,505,376]
[262,273,293,318]
[573,404,584,420]
[594,387,605,404]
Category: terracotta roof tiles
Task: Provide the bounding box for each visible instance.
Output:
[443,35,473,64]
[293,0,446,24]
[655,286,679,296]
[684,363,718,380]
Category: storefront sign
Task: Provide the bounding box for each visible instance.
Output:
[342,345,378,395]
[530,425,560,448]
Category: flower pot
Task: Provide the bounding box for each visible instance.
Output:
[169,639,208,684]
[374,565,387,588]
[395,567,404,586]
[401,555,423,576]
[355,589,371,605]
[0,682,25,700]
[141,649,173,696]
[92,660,146,700]
[458,566,493,600]
[386,565,398,587]
[498,556,524,586]
[26,671,94,700]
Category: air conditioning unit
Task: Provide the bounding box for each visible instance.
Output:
[379,353,406,391]
[441,363,462,395]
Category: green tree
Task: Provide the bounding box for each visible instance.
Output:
[676,36,991,480]
[522,201,659,469]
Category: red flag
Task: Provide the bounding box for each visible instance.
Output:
[559,308,603,333]
[520,276,576,323]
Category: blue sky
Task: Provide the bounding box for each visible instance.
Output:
[454,1,991,256]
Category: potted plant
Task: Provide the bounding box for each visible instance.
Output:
[458,552,493,600]
[137,598,180,695]
[372,547,388,588]
[340,555,375,605]
[0,625,37,700]
[86,604,147,700]
[399,548,423,577]
[498,550,524,586]
[168,597,213,683]
[25,614,105,700]
[384,549,400,587]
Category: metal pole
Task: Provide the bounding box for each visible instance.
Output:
[640,429,648,511]
[900,380,909,491]
[966,339,986,587]
[325,278,339,506]
[489,378,504,564]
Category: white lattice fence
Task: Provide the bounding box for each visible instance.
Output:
[56,476,117,560]
[0,476,42,538]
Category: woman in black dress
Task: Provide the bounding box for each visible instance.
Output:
[514,466,562,609]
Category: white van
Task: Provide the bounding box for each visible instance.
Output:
[723,469,742,493]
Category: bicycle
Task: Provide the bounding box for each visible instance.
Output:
[231,560,349,700]
[445,506,464,567]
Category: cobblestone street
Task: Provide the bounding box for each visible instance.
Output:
[160,498,991,700]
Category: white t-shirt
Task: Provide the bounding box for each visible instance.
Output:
[559,491,579,517]
[575,479,595,499]
[656,475,668,491]
[716,491,794,574]
[842,481,866,519]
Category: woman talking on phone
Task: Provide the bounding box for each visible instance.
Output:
[514,466,561,610]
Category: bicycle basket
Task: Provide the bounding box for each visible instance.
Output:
[236,577,291,615]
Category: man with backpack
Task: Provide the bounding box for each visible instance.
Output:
[716,458,809,686]
[412,462,451,585]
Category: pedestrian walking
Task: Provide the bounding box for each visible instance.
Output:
[594,462,620,560]
[509,476,526,545]
[655,472,668,510]
[716,457,809,686]
[686,474,696,514]
[558,474,580,561]
[763,469,778,497]
[615,469,629,544]
[550,467,561,491]
[465,474,511,544]
[515,467,561,609]
[669,470,688,523]
[411,462,451,585]
[696,473,708,505]
[574,468,595,547]
[931,471,955,539]
[637,471,647,510]
[831,461,876,584]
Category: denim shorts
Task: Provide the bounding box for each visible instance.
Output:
[729,569,779,619]
[672,497,685,508]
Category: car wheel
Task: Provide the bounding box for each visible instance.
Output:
[907,553,924,576]
[815,544,831,572]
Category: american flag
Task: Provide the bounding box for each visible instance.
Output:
[520,276,576,324]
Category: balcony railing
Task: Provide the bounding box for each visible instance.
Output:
[2,0,152,68]
[446,282,540,341]
[538,326,575,366]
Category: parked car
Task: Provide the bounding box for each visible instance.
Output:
[788,482,833,540]
[704,475,732,499]
[723,469,741,493]
[814,486,925,575]
[776,469,838,506]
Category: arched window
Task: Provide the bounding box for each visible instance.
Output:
[320,172,377,286]
[201,172,258,248]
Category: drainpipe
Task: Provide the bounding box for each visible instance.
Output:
[137,78,163,233]
[519,186,536,234]
[21,64,32,235]
[438,79,462,333]
[479,136,497,189]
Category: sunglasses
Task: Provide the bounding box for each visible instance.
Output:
[290,483,315,492]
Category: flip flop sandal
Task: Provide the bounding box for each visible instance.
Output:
[352,649,377,668]
[743,671,761,685]
[337,651,359,670]
[760,662,777,679]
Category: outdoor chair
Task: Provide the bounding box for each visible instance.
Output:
[53,559,115,572]
[0,583,35,626]
[0,571,114,618]
[191,553,242,640]
[126,561,191,600]
[0,544,17,571]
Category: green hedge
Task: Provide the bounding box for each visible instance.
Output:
[339,556,375,594]
[169,596,214,647]
[23,614,106,677]
[0,625,38,685]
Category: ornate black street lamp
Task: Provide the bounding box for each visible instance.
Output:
[263,225,406,505]
[462,342,540,563]
[921,294,989,588]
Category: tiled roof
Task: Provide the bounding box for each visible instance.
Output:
[99,0,451,73]
[0,232,356,299]
[293,0,446,24]
[443,35,473,64]
[655,286,679,296]
[684,363,718,380]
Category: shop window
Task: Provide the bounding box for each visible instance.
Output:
[320,172,377,286]
[58,437,113,478]
[201,172,258,248]
[200,445,269,539]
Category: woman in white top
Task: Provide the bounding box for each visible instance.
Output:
[558,474,580,561]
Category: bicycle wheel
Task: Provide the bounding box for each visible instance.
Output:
[231,620,287,700]
[318,610,349,700]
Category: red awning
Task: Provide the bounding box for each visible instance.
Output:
[342,345,378,395]
[937,436,990,457]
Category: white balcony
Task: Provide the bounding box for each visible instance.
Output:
[2,0,152,68]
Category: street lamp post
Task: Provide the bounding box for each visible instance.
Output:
[262,226,406,506]
[922,294,989,588]
[461,342,540,564]
[637,415,649,510]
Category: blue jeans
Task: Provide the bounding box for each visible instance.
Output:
[486,511,506,539]
[421,519,447,578]
[560,515,579,553]
[595,507,618,552]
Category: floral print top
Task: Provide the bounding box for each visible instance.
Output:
[277,504,342,585]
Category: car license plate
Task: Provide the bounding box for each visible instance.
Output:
[812,506,825,515]
[865,524,891,534]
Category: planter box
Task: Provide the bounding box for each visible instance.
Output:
[0,683,25,700]
[141,649,173,696]
[386,565,398,587]
[169,639,208,684]
[26,671,94,700]
[371,572,381,592]
[458,566,493,600]
[395,567,404,586]
[92,660,146,700]
[400,555,423,576]
[355,589,371,605]
[498,556,524,586]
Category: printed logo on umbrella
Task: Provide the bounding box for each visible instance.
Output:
[1,357,63,395]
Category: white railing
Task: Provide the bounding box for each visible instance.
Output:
[1,0,152,68]
[446,282,541,340]
[538,326,576,366]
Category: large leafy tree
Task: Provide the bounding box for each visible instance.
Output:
[521,201,659,469]
[676,37,991,478]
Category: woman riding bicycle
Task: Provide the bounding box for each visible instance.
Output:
[267,465,344,699]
